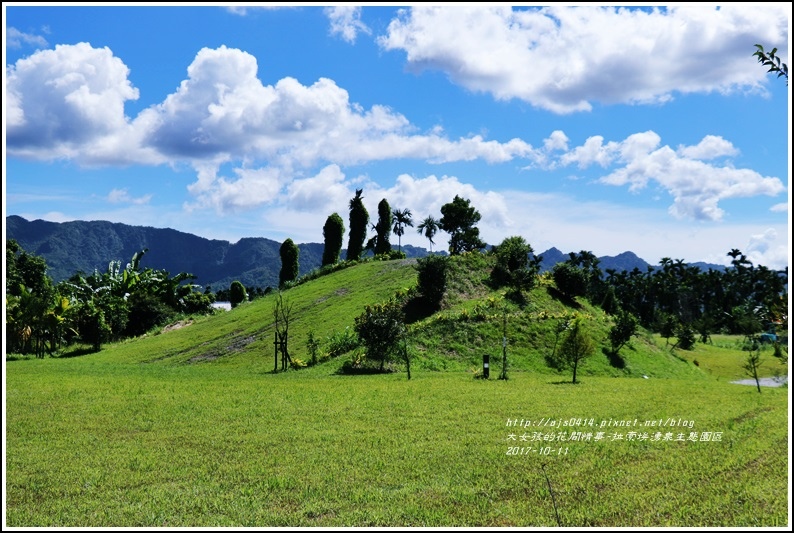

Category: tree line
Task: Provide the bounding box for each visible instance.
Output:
[6,190,787,361]
[273,190,485,288]
[6,240,216,356]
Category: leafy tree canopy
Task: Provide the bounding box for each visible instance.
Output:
[556,318,595,384]
[439,195,485,255]
[491,236,541,297]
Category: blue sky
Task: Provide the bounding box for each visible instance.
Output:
[3,4,791,269]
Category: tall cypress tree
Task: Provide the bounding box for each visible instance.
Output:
[346,189,369,261]
[374,198,392,256]
[279,238,299,287]
[322,213,345,266]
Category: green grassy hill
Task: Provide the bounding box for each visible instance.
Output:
[87,252,763,381]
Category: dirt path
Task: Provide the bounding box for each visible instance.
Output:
[730,376,788,387]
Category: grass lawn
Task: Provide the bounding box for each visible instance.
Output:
[5,357,789,527]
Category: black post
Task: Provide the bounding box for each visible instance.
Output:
[483,353,490,379]
[274,331,279,372]
[499,310,508,380]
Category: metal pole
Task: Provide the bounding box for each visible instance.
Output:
[500,310,508,380]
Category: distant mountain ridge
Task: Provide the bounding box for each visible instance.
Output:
[6,216,429,291]
[5,216,725,291]
[534,247,656,275]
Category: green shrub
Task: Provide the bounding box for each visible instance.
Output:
[471,366,488,379]
[551,262,587,299]
[181,291,215,315]
[306,330,321,365]
[489,236,540,296]
[279,238,300,287]
[675,323,697,350]
[354,299,405,371]
[338,350,397,374]
[326,327,359,358]
[415,254,449,309]
[125,292,172,337]
[374,250,406,261]
[290,357,308,370]
[229,281,247,308]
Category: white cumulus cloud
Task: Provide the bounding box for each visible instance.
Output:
[376,173,511,232]
[287,164,352,212]
[559,135,621,169]
[559,131,785,221]
[184,164,285,214]
[6,42,140,160]
[6,43,543,175]
[379,5,790,113]
[744,228,789,269]
[676,135,739,160]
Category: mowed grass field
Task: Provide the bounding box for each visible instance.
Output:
[6,358,789,527]
[5,258,791,527]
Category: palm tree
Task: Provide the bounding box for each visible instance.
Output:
[416,215,440,253]
[391,208,414,253]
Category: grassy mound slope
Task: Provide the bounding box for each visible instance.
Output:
[80,252,767,382]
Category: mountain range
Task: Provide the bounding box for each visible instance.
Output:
[5,215,724,292]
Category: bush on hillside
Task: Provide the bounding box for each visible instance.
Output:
[374,250,406,261]
[326,327,359,358]
[229,281,247,308]
[415,254,449,310]
[675,323,697,351]
[354,299,405,372]
[552,262,588,299]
